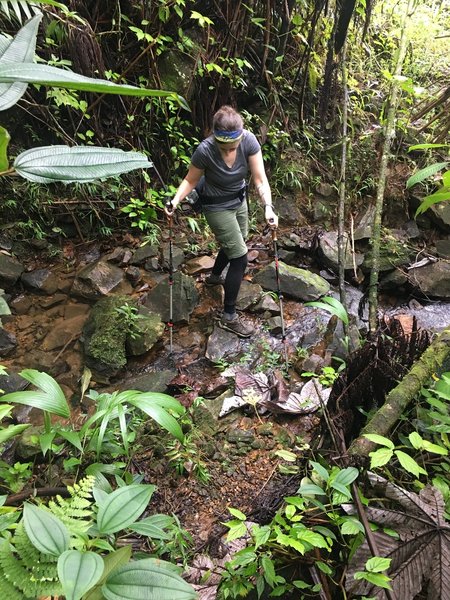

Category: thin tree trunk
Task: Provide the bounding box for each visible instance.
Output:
[349,327,450,457]
[338,40,348,328]
[368,0,414,332]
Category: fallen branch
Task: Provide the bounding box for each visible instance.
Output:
[349,327,450,457]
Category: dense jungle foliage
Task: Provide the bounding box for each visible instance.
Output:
[0,1,450,599]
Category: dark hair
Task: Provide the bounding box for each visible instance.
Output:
[212,105,243,132]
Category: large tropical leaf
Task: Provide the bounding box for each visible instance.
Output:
[0,13,40,110]
[102,558,197,600]
[13,145,153,183]
[129,392,184,442]
[406,162,449,188]
[58,550,104,600]
[96,485,156,535]
[0,368,70,417]
[0,125,10,170]
[23,502,70,556]
[345,473,450,599]
[0,422,29,444]
[0,62,188,108]
[0,1,42,23]
[84,547,132,600]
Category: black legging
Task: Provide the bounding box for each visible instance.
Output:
[211,250,248,316]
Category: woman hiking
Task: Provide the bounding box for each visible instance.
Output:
[165,105,278,338]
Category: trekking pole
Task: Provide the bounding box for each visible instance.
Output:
[165,203,174,354]
[271,225,289,372]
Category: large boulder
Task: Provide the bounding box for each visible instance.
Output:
[253,261,330,301]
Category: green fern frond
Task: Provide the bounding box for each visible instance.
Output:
[46,475,95,541]
[0,523,61,598]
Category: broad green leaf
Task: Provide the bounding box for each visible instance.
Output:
[294,528,329,549]
[309,461,329,481]
[130,391,185,414]
[415,187,450,216]
[84,547,132,600]
[0,422,29,444]
[0,125,10,170]
[14,146,153,183]
[23,502,69,556]
[128,519,171,540]
[298,483,326,496]
[129,395,184,442]
[57,428,83,451]
[369,447,393,468]
[305,296,349,325]
[330,481,352,498]
[0,404,13,419]
[340,517,365,535]
[363,433,394,449]
[251,524,271,550]
[421,440,448,455]
[228,507,246,520]
[354,571,392,589]
[366,556,391,573]
[0,14,41,110]
[97,484,155,534]
[0,368,70,417]
[406,162,449,188]
[58,550,104,600]
[408,143,450,151]
[40,430,56,456]
[0,62,188,109]
[275,449,297,462]
[102,558,197,600]
[332,467,359,487]
[394,450,427,477]
[409,431,423,449]
[224,519,247,542]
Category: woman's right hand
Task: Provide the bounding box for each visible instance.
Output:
[164,199,178,216]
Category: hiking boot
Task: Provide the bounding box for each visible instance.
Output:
[218,314,254,338]
[205,273,225,286]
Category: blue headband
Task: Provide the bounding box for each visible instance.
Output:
[214,129,243,143]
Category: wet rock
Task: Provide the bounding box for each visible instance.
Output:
[435,239,450,259]
[0,253,24,288]
[39,294,67,308]
[236,280,263,311]
[409,261,450,298]
[71,260,125,300]
[10,294,32,315]
[21,269,59,294]
[0,371,29,394]
[250,293,280,314]
[266,316,283,334]
[316,182,334,197]
[161,243,185,271]
[82,295,130,381]
[205,326,241,363]
[353,205,376,240]
[227,428,255,444]
[253,261,330,301]
[120,369,178,393]
[318,231,364,272]
[105,247,133,265]
[42,315,88,351]
[145,271,199,324]
[0,328,17,357]
[130,244,159,265]
[184,255,215,275]
[125,306,165,356]
[64,302,90,319]
[125,266,141,285]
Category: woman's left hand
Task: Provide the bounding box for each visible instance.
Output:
[265,205,278,228]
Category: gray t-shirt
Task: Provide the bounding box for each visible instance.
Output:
[191,130,260,210]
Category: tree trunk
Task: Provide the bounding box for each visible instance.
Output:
[348,328,450,457]
[338,41,348,327]
[368,0,414,332]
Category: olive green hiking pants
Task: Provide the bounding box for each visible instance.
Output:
[203,200,248,259]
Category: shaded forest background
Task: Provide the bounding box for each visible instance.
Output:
[1,0,449,242]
